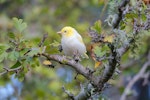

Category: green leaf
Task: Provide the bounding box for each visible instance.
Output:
[94,45,110,57]
[22,60,29,73]
[17,73,25,82]
[142,1,148,9]
[28,57,40,68]
[27,48,40,56]
[0,44,7,54]
[94,46,106,57]
[8,32,15,39]
[11,61,21,69]
[8,50,20,61]
[141,14,147,21]
[50,40,60,47]
[125,13,138,19]
[0,52,7,62]
[0,44,8,62]
[19,48,31,56]
[92,20,102,34]
[0,54,5,62]
[120,21,126,30]
[13,17,27,33]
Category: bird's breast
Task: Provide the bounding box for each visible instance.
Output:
[61,36,86,56]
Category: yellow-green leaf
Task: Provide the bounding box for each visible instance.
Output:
[13,17,27,33]
[92,20,102,34]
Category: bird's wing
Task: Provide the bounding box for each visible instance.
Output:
[82,53,89,59]
[76,33,89,59]
[76,33,84,44]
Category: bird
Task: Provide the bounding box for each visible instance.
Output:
[57,26,89,59]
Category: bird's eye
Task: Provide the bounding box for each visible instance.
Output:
[64,30,67,33]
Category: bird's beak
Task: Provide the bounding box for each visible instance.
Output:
[57,31,62,34]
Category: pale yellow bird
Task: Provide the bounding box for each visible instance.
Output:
[57,26,88,59]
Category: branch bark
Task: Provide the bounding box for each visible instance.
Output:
[113,0,130,28]
[41,53,99,86]
[0,66,22,76]
[96,0,131,90]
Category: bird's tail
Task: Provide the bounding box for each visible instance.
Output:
[82,53,89,59]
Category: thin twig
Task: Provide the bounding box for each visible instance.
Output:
[62,86,74,99]
[100,0,108,19]
[0,71,7,76]
[0,66,22,76]
[38,33,48,47]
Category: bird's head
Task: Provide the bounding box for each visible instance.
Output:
[57,26,75,37]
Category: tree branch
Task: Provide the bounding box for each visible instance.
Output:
[99,45,118,84]
[120,52,150,100]
[62,86,74,99]
[38,33,48,47]
[0,66,22,76]
[74,84,93,100]
[96,0,131,89]
[41,53,99,86]
[113,0,130,28]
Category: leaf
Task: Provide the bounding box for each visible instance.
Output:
[141,14,147,21]
[0,52,7,62]
[120,21,126,30]
[50,40,60,47]
[94,46,106,57]
[8,50,20,61]
[93,44,110,58]
[104,34,115,43]
[94,61,102,69]
[18,73,25,82]
[125,13,138,19]
[11,61,21,69]
[43,60,52,66]
[27,48,40,56]
[13,17,27,33]
[0,44,8,54]
[28,57,40,68]
[23,65,29,73]
[142,0,149,8]
[8,32,15,39]
[0,44,9,62]
[19,48,31,56]
[92,20,102,34]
